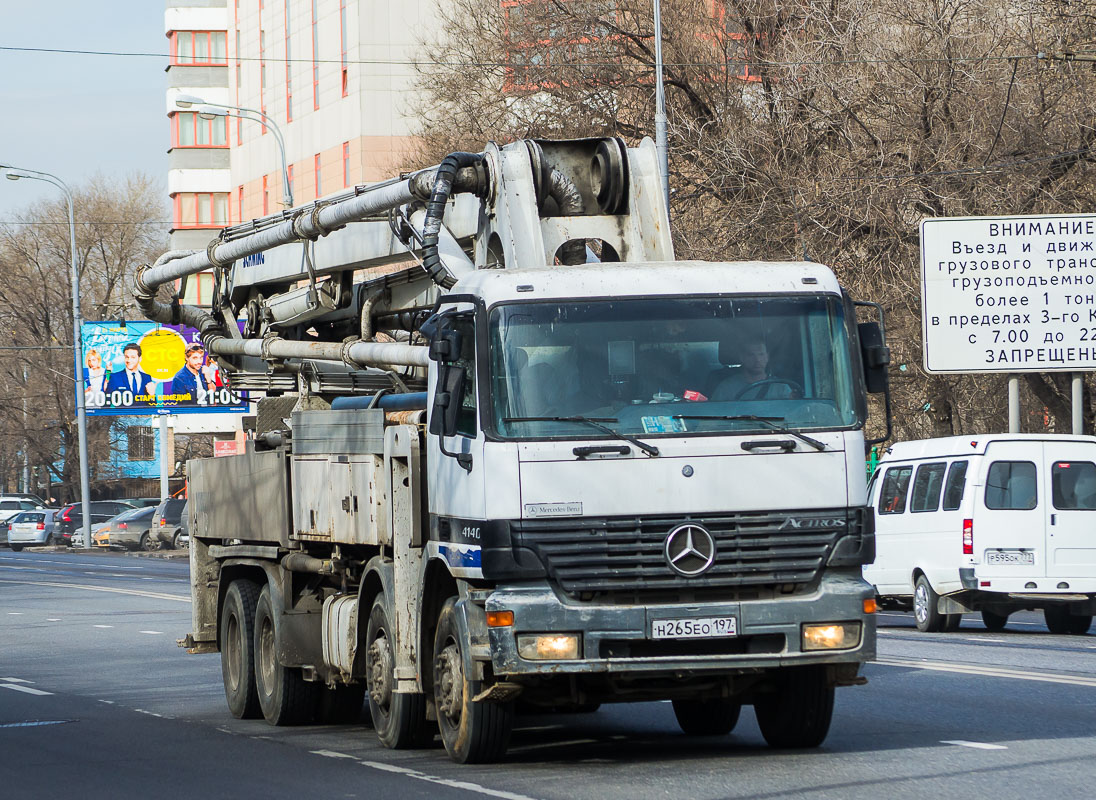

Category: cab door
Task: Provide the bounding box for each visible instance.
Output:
[1043,441,1096,580]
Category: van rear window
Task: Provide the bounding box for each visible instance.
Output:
[1052,462,1096,510]
[879,466,913,514]
[985,461,1037,510]
[910,463,947,512]
[942,461,968,511]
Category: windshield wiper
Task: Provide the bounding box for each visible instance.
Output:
[673,414,827,451]
[502,416,660,457]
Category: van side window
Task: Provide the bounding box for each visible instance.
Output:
[878,466,912,514]
[1052,461,1096,510]
[941,460,968,511]
[985,461,1037,510]
[910,462,947,512]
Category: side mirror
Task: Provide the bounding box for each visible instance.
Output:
[429,328,462,362]
[858,321,890,394]
[429,364,466,438]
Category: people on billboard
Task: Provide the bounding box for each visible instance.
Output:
[103,342,156,405]
[82,348,109,408]
[171,343,219,404]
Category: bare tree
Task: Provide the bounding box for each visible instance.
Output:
[0,173,168,501]
[409,0,1096,440]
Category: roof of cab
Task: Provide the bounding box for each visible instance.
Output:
[880,433,1096,462]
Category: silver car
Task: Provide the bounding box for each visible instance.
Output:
[97,506,157,551]
[7,510,60,551]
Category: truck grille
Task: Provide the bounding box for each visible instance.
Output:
[514,510,856,599]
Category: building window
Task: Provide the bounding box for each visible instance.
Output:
[314,154,321,198]
[284,0,294,122]
[342,142,350,187]
[172,112,228,148]
[340,0,348,97]
[311,0,320,109]
[263,175,269,216]
[174,193,229,229]
[127,426,155,462]
[171,31,227,66]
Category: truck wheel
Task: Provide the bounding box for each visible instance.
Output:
[981,610,1009,631]
[254,585,316,725]
[913,575,946,633]
[221,580,262,719]
[672,698,741,735]
[366,596,432,747]
[754,665,834,748]
[433,597,514,763]
[317,683,367,724]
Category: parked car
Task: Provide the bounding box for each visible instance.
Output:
[122,497,162,509]
[7,510,61,551]
[151,498,187,549]
[176,500,189,549]
[56,500,137,546]
[0,498,48,546]
[97,506,157,551]
[865,434,1096,635]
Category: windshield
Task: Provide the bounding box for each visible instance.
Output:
[489,295,860,438]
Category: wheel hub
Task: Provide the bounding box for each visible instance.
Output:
[437,644,463,722]
[368,635,393,708]
[914,584,928,623]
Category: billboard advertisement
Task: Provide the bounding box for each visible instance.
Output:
[81,321,249,416]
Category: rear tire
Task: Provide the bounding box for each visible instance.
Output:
[981,610,1009,631]
[673,698,741,736]
[138,533,154,552]
[913,575,947,633]
[254,585,316,725]
[943,613,962,632]
[316,683,368,724]
[1045,606,1071,634]
[44,534,56,546]
[220,579,262,719]
[754,666,834,748]
[433,597,514,763]
[9,544,23,553]
[172,531,185,550]
[366,596,432,747]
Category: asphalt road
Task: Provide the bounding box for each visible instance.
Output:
[1,550,1094,799]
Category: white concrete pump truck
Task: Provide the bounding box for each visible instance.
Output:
[137,137,892,762]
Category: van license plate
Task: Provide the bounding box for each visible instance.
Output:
[650,616,737,639]
[985,550,1034,565]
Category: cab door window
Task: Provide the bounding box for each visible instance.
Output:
[451,317,478,437]
[879,466,913,514]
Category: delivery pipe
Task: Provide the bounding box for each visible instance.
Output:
[204,335,429,369]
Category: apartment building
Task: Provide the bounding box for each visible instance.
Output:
[165,0,437,304]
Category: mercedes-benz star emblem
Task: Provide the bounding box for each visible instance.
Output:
[663,523,716,577]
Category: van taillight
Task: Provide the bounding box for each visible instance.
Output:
[962,519,974,555]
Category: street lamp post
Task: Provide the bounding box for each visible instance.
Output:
[1,164,92,547]
[653,0,670,212]
[174,94,293,208]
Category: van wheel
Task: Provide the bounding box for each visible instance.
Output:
[1047,607,1093,635]
[1068,615,1093,635]
[366,596,432,747]
[221,579,262,719]
[913,575,947,633]
[254,585,316,725]
[673,698,741,735]
[754,666,834,748]
[981,610,1009,631]
[433,597,514,763]
[943,613,962,631]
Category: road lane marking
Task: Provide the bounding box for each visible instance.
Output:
[0,578,189,603]
[139,630,164,635]
[0,720,72,728]
[311,751,541,800]
[942,740,1008,750]
[965,637,1007,643]
[0,677,31,683]
[46,618,61,622]
[7,612,23,615]
[876,656,1096,687]
[93,625,113,629]
[0,683,53,696]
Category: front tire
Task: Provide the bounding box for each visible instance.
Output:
[754,666,834,748]
[433,597,514,763]
[981,610,1009,631]
[913,575,947,633]
[220,579,262,719]
[366,596,431,747]
[254,585,316,725]
[673,698,741,736]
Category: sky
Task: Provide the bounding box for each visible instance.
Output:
[0,1,167,219]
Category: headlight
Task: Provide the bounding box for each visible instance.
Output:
[516,634,581,660]
[802,622,861,651]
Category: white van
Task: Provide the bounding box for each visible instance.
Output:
[864,434,1096,634]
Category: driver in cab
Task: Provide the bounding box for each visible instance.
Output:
[710,338,792,401]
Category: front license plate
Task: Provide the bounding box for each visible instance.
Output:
[985,549,1035,565]
[650,616,738,640]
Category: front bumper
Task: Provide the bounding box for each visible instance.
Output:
[484,571,876,677]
